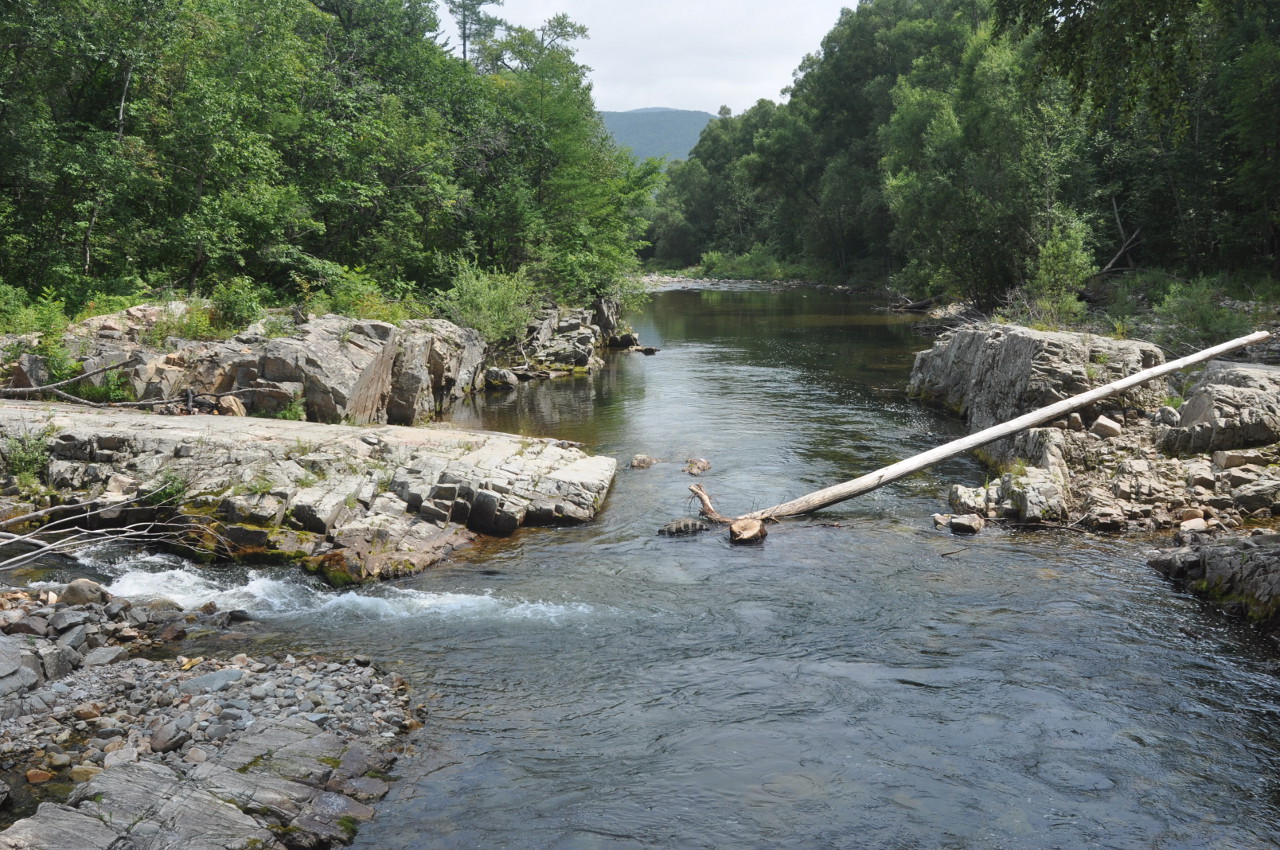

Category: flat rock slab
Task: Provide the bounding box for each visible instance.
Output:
[0,400,615,582]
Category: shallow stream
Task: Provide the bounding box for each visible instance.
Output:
[81,285,1280,847]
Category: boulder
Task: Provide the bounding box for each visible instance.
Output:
[1160,362,1280,455]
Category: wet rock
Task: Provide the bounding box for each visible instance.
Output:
[684,458,711,476]
[949,514,986,535]
[59,579,111,607]
[630,454,659,469]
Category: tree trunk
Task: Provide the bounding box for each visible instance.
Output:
[692,330,1271,524]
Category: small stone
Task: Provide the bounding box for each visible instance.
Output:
[103,746,138,768]
[70,765,103,782]
[1180,517,1209,533]
[25,768,54,784]
[630,454,658,469]
[82,646,128,667]
[1090,415,1123,439]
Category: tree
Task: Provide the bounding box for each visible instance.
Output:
[446,0,504,63]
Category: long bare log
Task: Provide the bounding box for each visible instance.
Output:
[693,330,1271,523]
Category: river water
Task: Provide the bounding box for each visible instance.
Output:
[89,284,1280,847]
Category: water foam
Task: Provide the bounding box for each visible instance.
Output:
[65,549,591,624]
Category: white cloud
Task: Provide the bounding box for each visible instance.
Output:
[437,0,854,113]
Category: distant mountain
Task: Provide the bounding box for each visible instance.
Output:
[600,108,716,162]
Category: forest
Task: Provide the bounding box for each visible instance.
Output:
[0,0,657,342]
[649,0,1280,343]
[3,0,1278,352]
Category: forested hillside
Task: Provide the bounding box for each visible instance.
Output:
[0,0,657,331]
[649,0,1280,331]
[601,108,715,162]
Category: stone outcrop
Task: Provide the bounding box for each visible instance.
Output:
[512,298,634,377]
[127,315,489,426]
[908,323,1166,465]
[5,297,638,427]
[909,324,1280,531]
[1158,361,1280,455]
[911,322,1280,628]
[0,400,615,585]
[1149,533,1280,626]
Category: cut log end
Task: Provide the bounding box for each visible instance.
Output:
[729,518,767,544]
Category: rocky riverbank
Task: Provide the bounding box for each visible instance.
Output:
[0,400,615,586]
[0,579,411,848]
[909,322,1280,626]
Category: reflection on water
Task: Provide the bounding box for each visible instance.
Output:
[67,286,1280,848]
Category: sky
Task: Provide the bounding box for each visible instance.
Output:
[436,0,856,115]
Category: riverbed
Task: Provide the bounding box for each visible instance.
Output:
[84,284,1280,847]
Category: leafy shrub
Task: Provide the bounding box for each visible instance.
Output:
[142,471,189,506]
[253,393,306,421]
[0,283,32,331]
[696,245,819,282]
[141,303,224,346]
[327,267,414,324]
[209,277,264,330]
[3,425,53,481]
[1155,277,1254,349]
[432,263,536,343]
[75,369,136,403]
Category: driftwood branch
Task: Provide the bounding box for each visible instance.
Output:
[0,360,128,396]
[691,330,1271,527]
[0,482,226,572]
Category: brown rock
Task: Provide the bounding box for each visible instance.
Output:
[25,768,54,784]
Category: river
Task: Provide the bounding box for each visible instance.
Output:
[92,283,1280,848]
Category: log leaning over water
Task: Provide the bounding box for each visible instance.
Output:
[692,330,1272,526]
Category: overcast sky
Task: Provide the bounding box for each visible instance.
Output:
[437,1,855,114]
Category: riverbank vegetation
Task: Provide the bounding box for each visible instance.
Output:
[645,0,1280,346]
[0,0,658,344]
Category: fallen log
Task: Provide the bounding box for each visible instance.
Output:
[692,329,1271,526]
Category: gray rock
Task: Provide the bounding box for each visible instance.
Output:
[81,646,128,667]
[1090,415,1124,439]
[909,324,1164,465]
[1161,362,1280,455]
[180,668,244,694]
[949,514,986,535]
[59,579,111,607]
[149,721,191,754]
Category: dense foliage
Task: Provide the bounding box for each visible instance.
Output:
[0,0,658,324]
[649,0,1280,320]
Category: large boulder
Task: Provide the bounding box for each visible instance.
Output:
[116,315,488,425]
[387,319,486,424]
[1159,361,1280,456]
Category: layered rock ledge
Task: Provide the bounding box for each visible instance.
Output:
[0,400,615,584]
[910,323,1280,625]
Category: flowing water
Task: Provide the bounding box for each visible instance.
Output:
[75,284,1280,847]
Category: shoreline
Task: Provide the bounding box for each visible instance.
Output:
[0,581,413,847]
